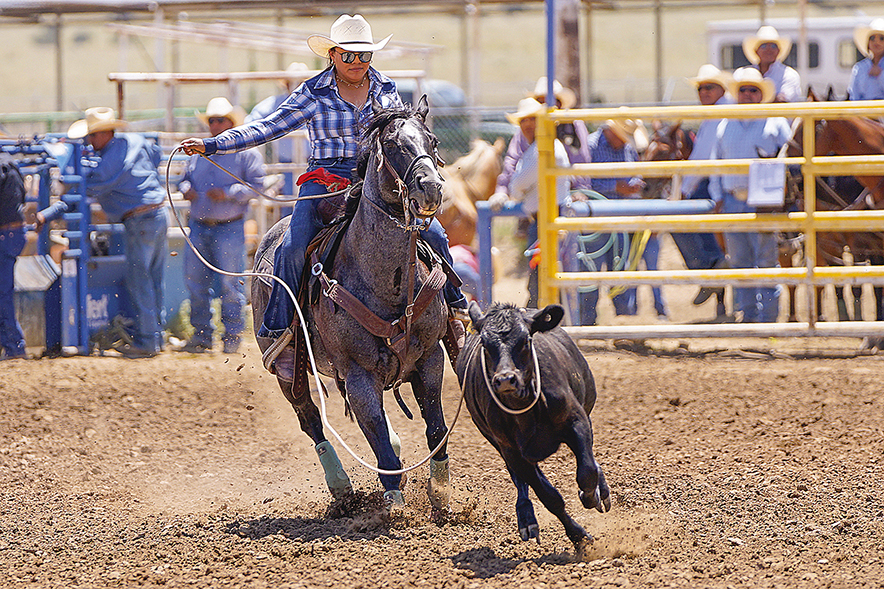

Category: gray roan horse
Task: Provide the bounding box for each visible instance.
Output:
[251,96,452,509]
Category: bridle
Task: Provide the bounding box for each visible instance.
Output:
[477,338,543,415]
[361,118,444,231]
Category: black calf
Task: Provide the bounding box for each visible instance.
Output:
[455,302,611,552]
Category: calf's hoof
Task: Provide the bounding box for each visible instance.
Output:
[519,523,540,543]
[580,488,612,513]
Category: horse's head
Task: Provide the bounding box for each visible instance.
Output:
[641,122,692,198]
[361,95,445,221]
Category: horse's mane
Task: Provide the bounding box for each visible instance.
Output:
[355,102,423,179]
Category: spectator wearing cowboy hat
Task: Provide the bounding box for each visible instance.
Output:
[179,14,466,381]
[68,107,167,358]
[709,68,792,323]
[848,18,884,101]
[742,25,802,102]
[491,97,572,306]
[671,64,734,313]
[493,77,590,199]
[569,111,657,323]
[177,97,264,355]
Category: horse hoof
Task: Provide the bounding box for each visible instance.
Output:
[519,523,540,542]
[579,488,601,510]
[427,458,451,510]
[383,490,405,509]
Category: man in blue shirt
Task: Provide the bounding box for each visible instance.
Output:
[68,107,168,357]
[710,68,792,323]
[178,98,264,355]
[673,65,733,315]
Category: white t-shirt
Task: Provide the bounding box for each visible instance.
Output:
[508,139,571,215]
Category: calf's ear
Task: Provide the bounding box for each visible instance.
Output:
[468,300,486,329]
[527,304,564,334]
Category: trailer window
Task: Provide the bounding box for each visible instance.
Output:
[839,39,864,68]
[721,42,819,70]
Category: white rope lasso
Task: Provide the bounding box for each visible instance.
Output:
[166,146,465,477]
[478,340,542,415]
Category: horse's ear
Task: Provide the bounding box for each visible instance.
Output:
[526,304,564,334]
[416,94,430,121]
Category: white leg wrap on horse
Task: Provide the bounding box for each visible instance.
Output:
[261,327,295,373]
[385,413,401,458]
[315,441,353,500]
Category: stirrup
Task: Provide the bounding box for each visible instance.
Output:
[261,327,295,373]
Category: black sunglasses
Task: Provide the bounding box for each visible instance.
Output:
[207,117,230,124]
[337,50,373,64]
[739,86,761,94]
[697,84,722,92]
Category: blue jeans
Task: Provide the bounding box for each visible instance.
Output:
[670,179,725,270]
[258,158,466,339]
[0,228,26,356]
[722,193,780,323]
[123,208,168,351]
[185,217,246,344]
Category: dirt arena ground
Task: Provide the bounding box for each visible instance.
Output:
[3,236,884,588]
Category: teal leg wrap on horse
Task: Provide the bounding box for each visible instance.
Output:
[315,441,352,500]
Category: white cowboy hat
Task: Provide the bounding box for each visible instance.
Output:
[730,67,777,103]
[196,97,246,127]
[742,25,792,65]
[853,18,884,57]
[67,107,127,139]
[686,64,733,91]
[531,77,577,109]
[604,107,649,150]
[307,14,392,58]
[506,97,545,126]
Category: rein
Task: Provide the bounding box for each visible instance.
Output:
[166,144,462,479]
[476,340,543,415]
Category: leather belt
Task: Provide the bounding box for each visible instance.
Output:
[195,215,244,227]
[121,203,163,221]
[0,221,24,231]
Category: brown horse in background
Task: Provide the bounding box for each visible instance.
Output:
[437,138,505,246]
[786,113,884,323]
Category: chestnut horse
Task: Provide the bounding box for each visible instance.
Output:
[437,138,505,247]
[786,114,884,323]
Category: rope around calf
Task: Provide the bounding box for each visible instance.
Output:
[165,146,465,477]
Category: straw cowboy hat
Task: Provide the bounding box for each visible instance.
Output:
[730,67,776,103]
[853,18,884,57]
[307,14,392,58]
[67,107,127,139]
[506,97,545,126]
[742,25,792,65]
[604,108,649,150]
[686,64,733,91]
[196,97,246,127]
[531,77,577,109]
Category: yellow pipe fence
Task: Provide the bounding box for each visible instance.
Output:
[534,101,884,338]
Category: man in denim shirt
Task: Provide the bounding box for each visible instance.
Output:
[178,98,264,355]
[69,107,167,357]
[0,156,27,359]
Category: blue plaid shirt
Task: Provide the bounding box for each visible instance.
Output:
[203,67,402,159]
[586,128,640,197]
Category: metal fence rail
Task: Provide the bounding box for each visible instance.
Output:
[532,101,884,338]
